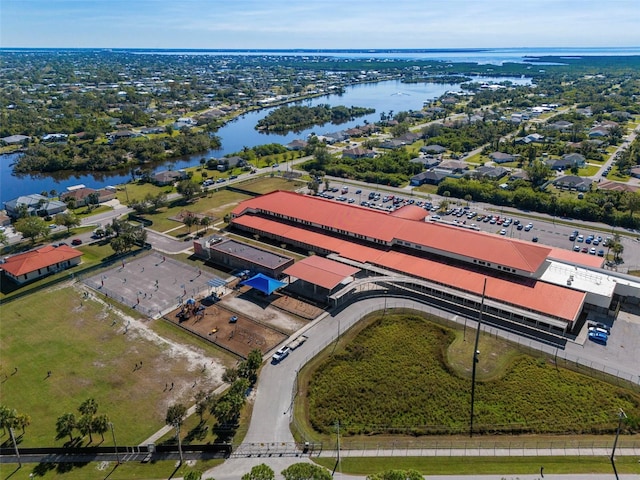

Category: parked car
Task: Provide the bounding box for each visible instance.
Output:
[589,322,611,334]
[229,315,238,323]
[587,330,608,346]
[71,238,82,246]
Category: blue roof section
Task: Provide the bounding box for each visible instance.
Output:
[240,273,286,295]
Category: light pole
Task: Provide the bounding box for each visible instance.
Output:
[610,408,627,480]
[109,422,120,465]
[470,278,487,438]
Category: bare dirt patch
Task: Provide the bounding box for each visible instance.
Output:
[167,300,288,358]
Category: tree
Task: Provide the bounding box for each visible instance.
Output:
[0,229,8,246]
[78,414,94,443]
[0,405,17,434]
[177,179,202,202]
[184,472,203,480]
[199,216,211,234]
[194,390,210,423]
[86,192,100,211]
[523,159,551,189]
[166,403,187,464]
[242,464,275,480]
[611,237,624,263]
[14,216,49,244]
[623,191,640,220]
[183,213,198,233]
[281,463,332,480]
[56,412,77,442]
[367,470,423,480]
[54,212,80,233]
[92,414,110,442]
[79,398,98,417]
[15,412,31,435]
[166,403,187,429]
[222,367,239,384]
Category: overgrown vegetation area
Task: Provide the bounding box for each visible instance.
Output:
[305,313,640,437]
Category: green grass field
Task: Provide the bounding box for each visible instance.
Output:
[299,313,640,439]
[314,456,640,476]
[0,287,235,447]
[0,459,224,480]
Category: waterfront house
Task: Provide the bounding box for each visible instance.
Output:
[4,194,67,219]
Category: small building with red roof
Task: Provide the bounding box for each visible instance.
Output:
[1,245,82,284]
[284,255,360,298]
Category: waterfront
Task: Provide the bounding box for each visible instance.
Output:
[1,76,530,203]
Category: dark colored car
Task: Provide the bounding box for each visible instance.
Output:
[71,238,82,246]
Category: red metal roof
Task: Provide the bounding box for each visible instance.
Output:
[388,205,428,221]
[231,212,585,321]
[232,191,553,273]
[284,256,360,290]
[547,247,605,268]
[1,245,82,277]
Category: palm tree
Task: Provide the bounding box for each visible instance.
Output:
[199,216,211,234]
[15,413,31,435]
[78,414,94,443]
[78,398,98,417]
[56,412,77,442]
[92,414,110,442]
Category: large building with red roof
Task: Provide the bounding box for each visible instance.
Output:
[225,190,640,340]
[1,245,82,284]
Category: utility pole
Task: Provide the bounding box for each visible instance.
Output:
[336,420,341,473]
[470,278,487,438]
[9,427,21,468]
[611,408,627,480]
[176,424,184,465]
[109,422,120,465]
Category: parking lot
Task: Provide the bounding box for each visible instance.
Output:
[316,184,640,267]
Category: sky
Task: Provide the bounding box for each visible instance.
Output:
[2,0,639,49]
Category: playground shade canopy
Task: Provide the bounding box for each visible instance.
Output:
[240,273,286,295]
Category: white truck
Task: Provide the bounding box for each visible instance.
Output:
[271,335,308,364]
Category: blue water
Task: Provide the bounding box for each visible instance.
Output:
[1,75,523,203]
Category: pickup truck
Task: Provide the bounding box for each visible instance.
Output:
[272,335,308,364]
[272,346,290,363]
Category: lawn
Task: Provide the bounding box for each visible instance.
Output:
[0,286,232,447]
[298,313,640,439]
[0,459,224,480]
[314,456,640,476]
[238,176,306,195]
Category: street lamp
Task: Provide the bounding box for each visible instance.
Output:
[470,278,487,438]
[610,408,627,480]
[109,422,120,465]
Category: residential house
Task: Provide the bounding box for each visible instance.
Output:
[547,120,573,131]
[42,133,68,142]
[0,245,82,285]
[470,166,509,180]
[410,170,448,186]
[489,152,516,164]
[410,157,441,169]
[553,175,592,192]
[516,133,545,145]
[342,147,376,159]
[286,139,308,151]
[216,156,247,171]
[509,170,530,182]
[1,134,31,145]
[547,153,586,171]
[60,187,116,207]
[420,144,446,155]
[630,166,640,179]
[437,160,468,173]
[4,194,67,219]
[598,180,639,193]
[379,139,408,149]
[152,170,188,186]
[588,126,609,138]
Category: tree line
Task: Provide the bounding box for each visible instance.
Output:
[256,104,374,133]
